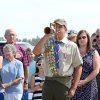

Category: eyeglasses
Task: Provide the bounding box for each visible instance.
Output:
[78,36,87,40]
[7,34,16,36]
[37,63,42,66]
[96,35,100,38]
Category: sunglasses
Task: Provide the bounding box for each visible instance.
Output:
[37,63,42,66]
[93,39,96,42]
[68,30,77,35]
[96,35,100,38]
[78,36,86,40]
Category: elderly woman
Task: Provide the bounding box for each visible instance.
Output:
[1,44,24,100]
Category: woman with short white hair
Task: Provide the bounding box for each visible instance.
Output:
[1,44,24,100]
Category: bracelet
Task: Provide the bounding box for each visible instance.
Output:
[24,80,28,84]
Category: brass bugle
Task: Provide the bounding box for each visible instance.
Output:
[44,27,54,34]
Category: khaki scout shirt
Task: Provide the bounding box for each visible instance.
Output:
[43,36,83,77]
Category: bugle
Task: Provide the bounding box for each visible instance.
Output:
[44,23,55,34]
[44,27,54,34]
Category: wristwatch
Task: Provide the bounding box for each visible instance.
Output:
[24,80,28,84]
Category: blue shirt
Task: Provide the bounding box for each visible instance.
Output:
[1,58,24,93]
[28,61,36,84]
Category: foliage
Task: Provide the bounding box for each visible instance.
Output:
[0,36,41,46]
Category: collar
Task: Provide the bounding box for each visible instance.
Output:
[56,36,68,44]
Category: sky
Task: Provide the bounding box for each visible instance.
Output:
[0,0,100,39]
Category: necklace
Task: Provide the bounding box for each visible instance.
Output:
[79,48,87,57]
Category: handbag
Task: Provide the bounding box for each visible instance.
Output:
[21,91,29,100]
[21,91,33,100]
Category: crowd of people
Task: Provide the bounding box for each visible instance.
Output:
[0,18,100,100]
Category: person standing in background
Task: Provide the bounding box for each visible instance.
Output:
[0,55,3,91]
[31,56,45,100]
[91,32,96,46]
[1,44,24,100]
[0,55,3,85]
[26,48,36,88]
[93,28,100,100]
[71,30,100,100]
[0,29,29,91]
[67,32,77,43]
